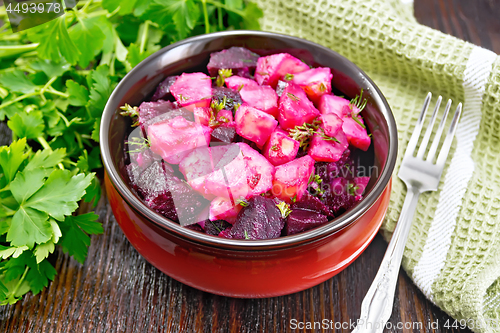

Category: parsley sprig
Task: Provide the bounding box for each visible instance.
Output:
[0,0,263,305]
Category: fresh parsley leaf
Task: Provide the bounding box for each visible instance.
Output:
[103,0,139,15]
[127,43,149,68]
[242,3,263,30]
[7,111,45,140]
[87,66,113,118]
[10,168,46,204]
[0,139,28,182]
[34,241,55,264]
[69,16,106,68]
[141,0,201,39]
[24,169,93,221]
[29,59,70,78]
[26,258,56,295]
[59,213,102,264]
[0,245,29,260]
[91,118,101,142]
[24,148,66,171]
[0,71,38,94]
[7,207,51,248]
[66,80,89,106]
[29,17,81,65]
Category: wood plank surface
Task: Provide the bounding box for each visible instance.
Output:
[1,0,499,332]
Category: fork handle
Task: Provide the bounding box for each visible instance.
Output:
[352,186,420,333]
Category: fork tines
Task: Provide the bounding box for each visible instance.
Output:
[404,92,462,165]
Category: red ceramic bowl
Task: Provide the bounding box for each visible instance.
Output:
[100,31,398,298]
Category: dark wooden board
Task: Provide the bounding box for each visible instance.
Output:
[1,0,498,331]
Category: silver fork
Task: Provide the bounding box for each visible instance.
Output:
[351,93,462,333]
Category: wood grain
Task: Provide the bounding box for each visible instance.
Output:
[1,0,498,332]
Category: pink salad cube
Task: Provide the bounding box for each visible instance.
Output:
[225,75,259,91]
[178,147,216,200]
[239,85,279,118]
[278,82,320,130]
[170,72,212,109]
[290,67,332,103]
[308,129,349,162]
[271,155,315,202]
[204,143,275,200]
[209,197,242,225]
[193,107,210,126]
[262,129,300,166]
[319,94,371,151]
[255,53,310,88]
[147,116,212,164]
[320,113,343,137]
[235,104,278,147]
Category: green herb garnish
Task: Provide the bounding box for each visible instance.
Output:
[0,0,264,306]
[276,201,292,218]
[287,92,300,102]
[284,73,294,81]
[216,68,233,87]
[348,183,360,196]
[270,145,279,151]
[349,88,368,112]
[236,199,249,207]
[244,230,250,240]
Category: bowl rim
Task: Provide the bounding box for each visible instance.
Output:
[100,30,398,251]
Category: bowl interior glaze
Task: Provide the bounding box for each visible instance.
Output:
[100,30,398,251]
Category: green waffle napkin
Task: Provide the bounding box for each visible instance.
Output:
[254,0,500,331]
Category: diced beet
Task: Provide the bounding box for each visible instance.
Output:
[290,67,332,103]
[255,53,310,88]
[320,113,343,137]
[151,75,179,101]
[185,223,204,232]
[276,80,288,97]
[278,83,320,130]
[262,129,299,166]
[170,73,212,109]
[285,209,328,235]
[342,116,371,151]
[211,126,237,143]
[291,192,330,216]
[272,155,315,202]
[209,197,242,224]
[308,129,349,162]
[323,177,362,215]
[235,104,278,147]
[211,87,243,113]
[238,142,275,197]
[219,196,285,240]
[138,100,177,132]
[239,85,279,118]
[207,47,260,77]
[353,176,370,200]
[203,219,232,236]
[148,116,212,164]
[134,161,207,225]
[225,75,258,91]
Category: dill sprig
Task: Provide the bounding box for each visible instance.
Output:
[126,137,150,154]
[276,201,292,218]
[216,68,233,87]
[348,183,360,196]
[349,88,368,112]
[288,119,340,150]
[120,103,140,127]
[287,92,300,101]
[236,198,249,207]
[208,96,227,127]
[351,115,366,129]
